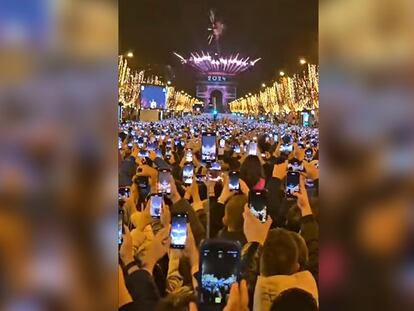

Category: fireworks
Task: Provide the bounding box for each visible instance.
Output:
[207,10,225,45]
[174,51,261,75]
[229,63,319,114]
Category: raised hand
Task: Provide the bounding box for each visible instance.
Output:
[243,205,272,245]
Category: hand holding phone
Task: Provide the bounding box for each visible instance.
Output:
[150,193,163,219]
[199,239,241,307]
[158,168,172,194]
[170,213,188,249]
[248,190,268,222]
[285,171,300,199]
[228,171,240,192]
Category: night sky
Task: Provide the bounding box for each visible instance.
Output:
[120,0,318,97]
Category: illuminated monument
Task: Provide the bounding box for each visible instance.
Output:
[174,10,260,113]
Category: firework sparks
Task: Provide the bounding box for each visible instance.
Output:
[174,51,261,75]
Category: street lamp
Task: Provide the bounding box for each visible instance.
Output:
[167,81,171,85]
[248,93,252,96]
[181,90,184,94]
[261,83,266,88]
[299,58,307,65]
[126,51,134,58]
[279,71,285,77]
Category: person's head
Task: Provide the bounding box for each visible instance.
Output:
[285,205,302,233]
[270,288,318,311]
[240,155,264,189]
[289,232,309,271]
[261,228,300,276]
[223,195,247,231]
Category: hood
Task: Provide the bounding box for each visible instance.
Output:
[253,270,318,311]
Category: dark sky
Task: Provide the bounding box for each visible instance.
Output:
[120,0,318,97]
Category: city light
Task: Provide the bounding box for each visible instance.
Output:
[126,51,134,58]
[279,71,285,77]
[167,81,172,85]
[299,58,307,65]
[262,83,266,88]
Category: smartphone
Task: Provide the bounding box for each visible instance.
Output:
[196,174,205,183]
[248,142,257,155]
[199,239,241,306]
[118,187,130,201]
[170,213,188,249]
[185,148,193,163]
[155,148,162,158]
[150,193,163,219]
[248,190,268,223]
[183,163,194,185]
[286,171,300,199]
[228,171,240,192]
[233,144,241,154]
[280,144,293,154]
[118,209,124,245]
[202,132,217,162]
[305,148,313,161]
[208,162,222,182]
[158,168,172,194]
[139,150,149,158]
[288,159,304,172]
[219,138,225,148]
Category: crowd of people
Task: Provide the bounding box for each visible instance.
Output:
[118,115,319,311]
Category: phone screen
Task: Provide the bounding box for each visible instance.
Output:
[155,148,162,157]
[280,144,293,154]
[170,213,188,249]
[229,171,240,191]
[288,160,304,172]
[305,148,313,161]
[183,163,194,185]
[118,187,130,200]
[200,241,240,306]
[150,194,163,219]
[286,171,300,198]
[158,169,171,194]
[234,145,241,154]
[219,139,225,148]
[248,190,268,222]
[139,150,149,157]
[248,142,257,155]
[202,133,217,162]
[185,148,193,162]
[118,209,124,245]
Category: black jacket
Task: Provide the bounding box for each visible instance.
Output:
[123,269,160,311]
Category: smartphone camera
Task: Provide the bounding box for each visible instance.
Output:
[118,187,130,201]
[199,239,241,306]
[185,148,193,163]
[248,142,258,155]
[202,133,217,163]
[286,171,300,199]
[248,190,268,223]
[228,171,240,192]
[183,163,194,185]
[150,193,163,219]
[118,209,124,245]
[170,213,188,249]
[158,168,172,194]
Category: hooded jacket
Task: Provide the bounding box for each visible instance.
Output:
[253,270,318,311]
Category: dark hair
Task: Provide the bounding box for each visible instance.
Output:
[240,155,264,189]
[286,205,301,233]
[261,228,299,276]
[225,195,247,230]
[270,288,318,311]
[289,232,309,271]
